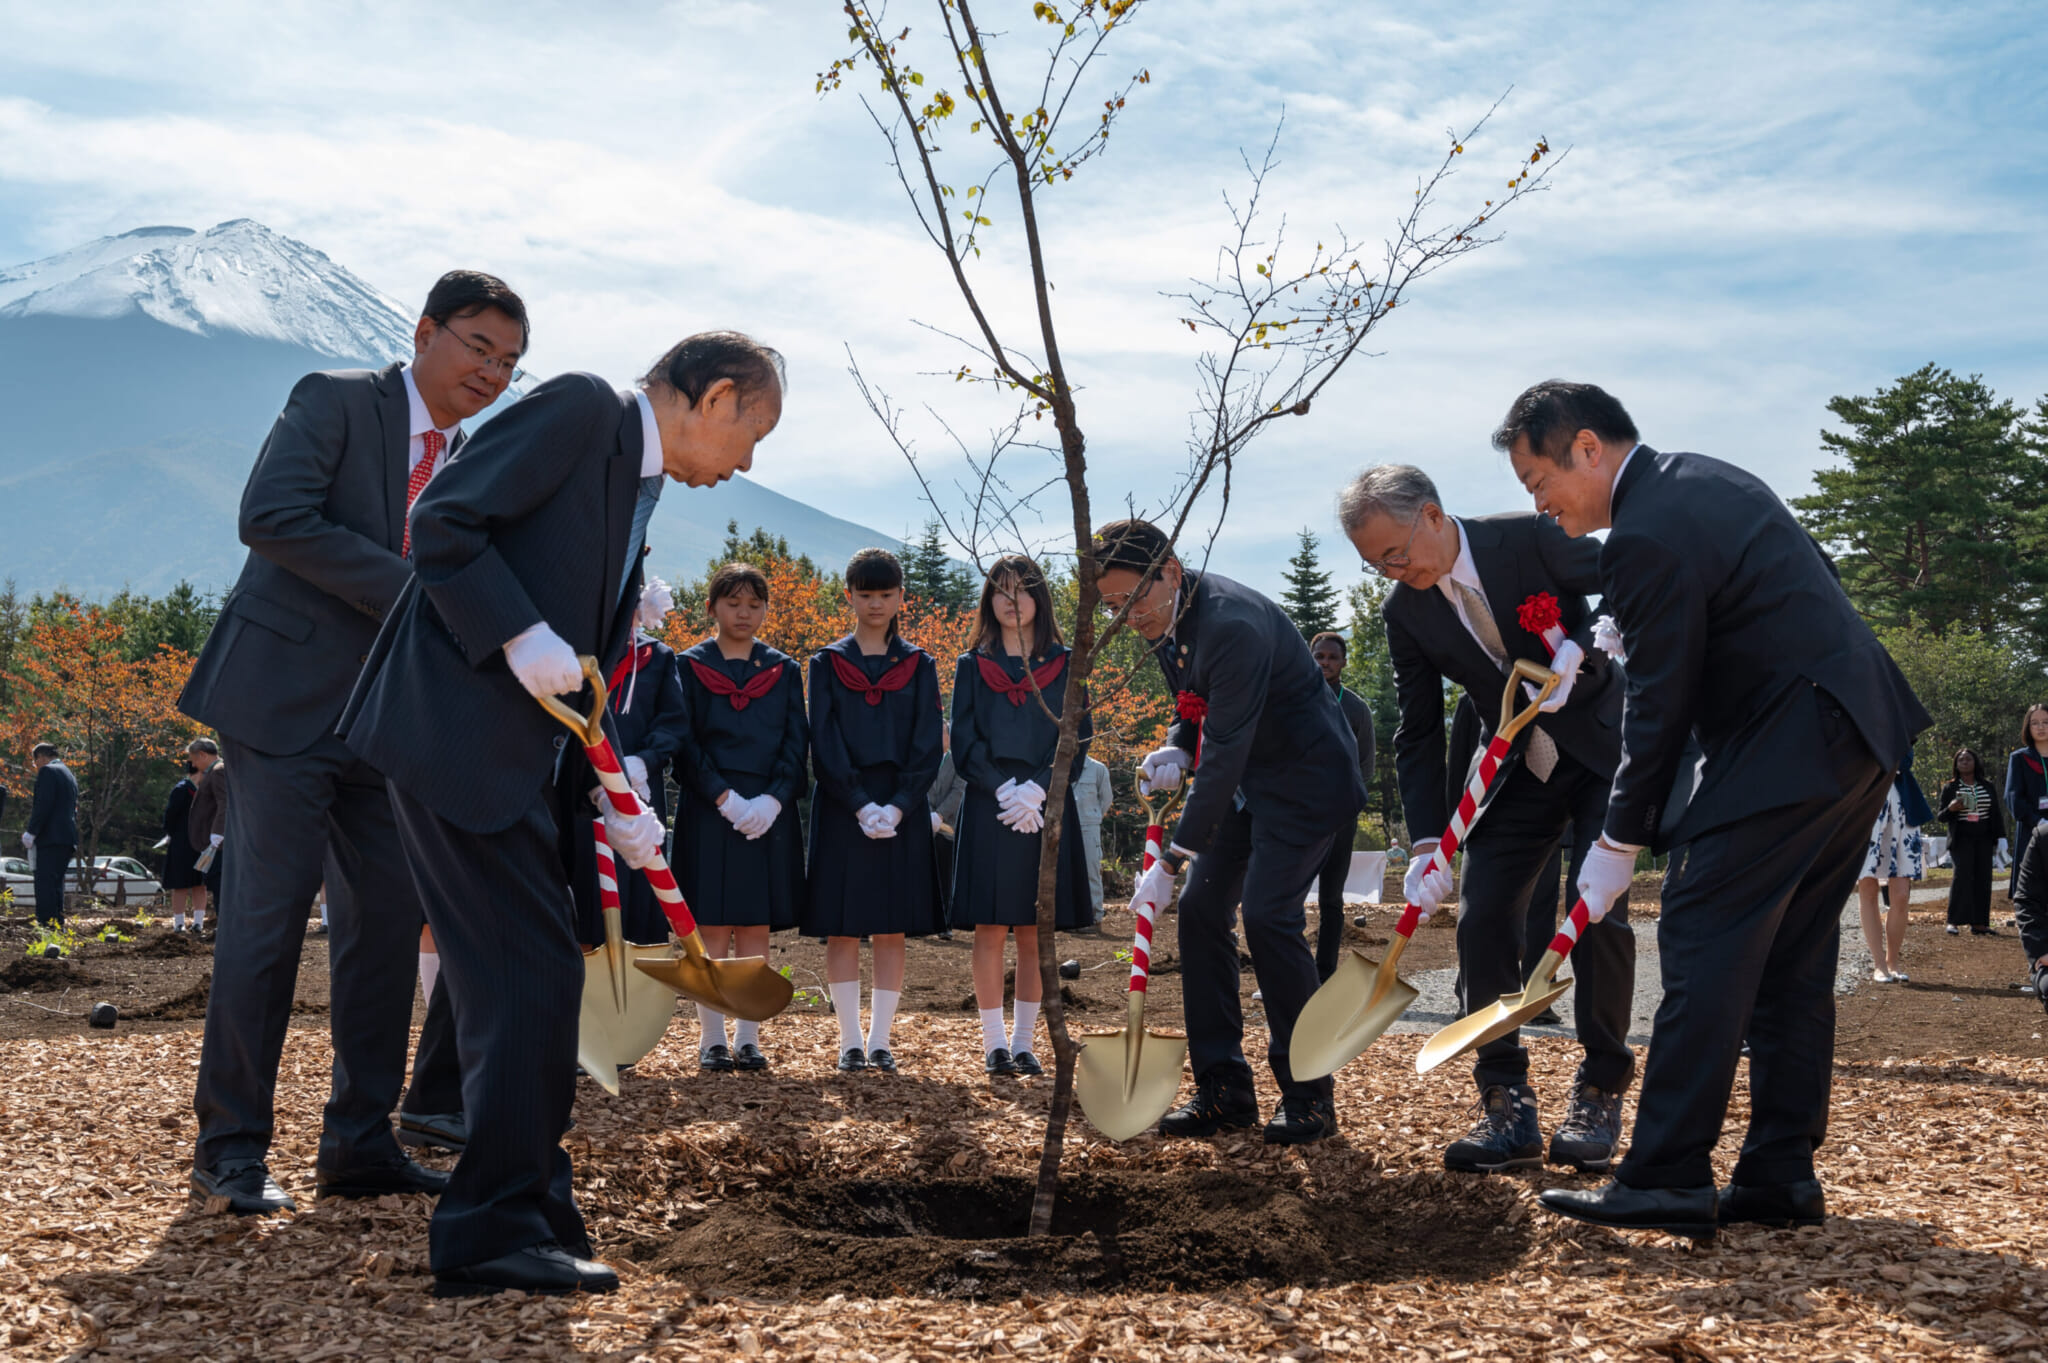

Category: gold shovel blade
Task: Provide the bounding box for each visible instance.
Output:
[635,950,794,1023]
[577,943,677,1095]
[1074,996,1189,1141]
[1415,973,1575,1075]
[1290,943,1423,1080]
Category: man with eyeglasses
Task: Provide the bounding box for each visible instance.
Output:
[1337,464,1635,1178]
[178,271,527,1217]
[1095,518,1366,1147]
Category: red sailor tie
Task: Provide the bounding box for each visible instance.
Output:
[401,429,446,559]
[690,659,787,711]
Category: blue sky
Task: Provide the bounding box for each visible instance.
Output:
[2,1,2044,594]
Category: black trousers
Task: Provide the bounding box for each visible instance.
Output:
[1521,844,1566,983]
[1313,827,1354,982]
[1456,752,1635,1094]
[194,735,461,1173]
[1616,698,1890,1191]
[2012,817,2038,901]
[402,978,465,1115]
[389,781,589,1273]
[1179,805,1339,1101]
[1947,836,1995,929]
[31,843,72,926]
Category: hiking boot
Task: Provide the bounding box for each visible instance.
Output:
[1444,1083,1542,1173]
[1158,1074,1258,1138]
[1549,1083,1625,1172]
[1263,1094,1337,1146]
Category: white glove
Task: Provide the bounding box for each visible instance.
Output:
[1130,854,1182,914]
[624,755,652,803]
[857,802,897,839]
[995,778,1021,810]
[737,795,781,839]
[1576,838,1639,923]
[503,621,582,700]
[931,810,945,834]
[1592,614,1626,661]
[604,805,665,869]
[19,833,31,851]
[1524,639,1584,714]
[1014,806,1044,834]
[996,800,1031,831]
[1402,854,1451,921]
[635,576,674,631]
[718,791,749,829]
[1139,746,1191,795]
[1015,779,1047,811]
[876,804,903,833]
[210,833,224,849]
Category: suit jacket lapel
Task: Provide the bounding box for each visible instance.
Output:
[375,363,410,551]
[1467,518,1533,662]
[599,390,642,662]
[1610,444,1658,522]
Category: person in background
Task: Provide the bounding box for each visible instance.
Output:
[929,723,965,940]
[1937,748,2006,936]
[23,742,79,927]
[1307,631,1374,983]
[163,739,217,933]
[2011,821,2048,1014]
[1857,753,1931,983]
[2005,704,2048,901]
[187,747,230,922]
[1072,755,1113,925]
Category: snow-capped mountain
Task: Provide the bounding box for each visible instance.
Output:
[0,220,415,363]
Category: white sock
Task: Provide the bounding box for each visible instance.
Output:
[173,913,185,930]
[734,1017,760,1049]
[980,1007,1007,1051]
[193,908,205,931]
[866,988,900,1052]
[698,1004,729,1053]
[418,951,439,1003]
[830,979,863,1052]
[1010,998,1040,1054]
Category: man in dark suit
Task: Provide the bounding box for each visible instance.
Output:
[1340,465,1635,1175]
[340,331,784,1296]
[1097,519,1367,1146]
[177,272,526,1216]
[1495,381,1928,1238]
[1308,631,1375,981]
[22,743,79,926]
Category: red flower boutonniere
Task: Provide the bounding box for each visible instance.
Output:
[1516,592,1567,659]
[1176,690,1208,767]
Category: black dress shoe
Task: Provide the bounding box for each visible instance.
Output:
[1718,1178,1825,1228]
[1529,1006,1564,1026]
[191,1159,296,1216]
[985,1047,1017,1076]
[700,1044,736,1073]
[1263,1094,1337,1146]
[733,1041,768,1071]
[1158,1074,1258,1138]
[398,1111,467,1154]
[837,1047,867,1072]
[432,1241,620,1298]
[868,1047,897,1073]
[1539,1180,1718,1240]
[316,1155,450,1199]
[1012,1050,1044,1076]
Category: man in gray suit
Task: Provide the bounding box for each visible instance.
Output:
[178,271,528,1216]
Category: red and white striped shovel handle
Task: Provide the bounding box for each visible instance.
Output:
[583,734,698,941]
[1387,730,1518,944]
[1543,897,1595,966]
[1127,820,1168,993]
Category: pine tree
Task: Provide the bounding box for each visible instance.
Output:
[1342,577,1402,843]
[908,519,978,609]
[1279,529,1340,640]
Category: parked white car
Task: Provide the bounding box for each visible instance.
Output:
[1,856,164,910]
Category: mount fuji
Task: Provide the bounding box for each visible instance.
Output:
[0,220,907,598]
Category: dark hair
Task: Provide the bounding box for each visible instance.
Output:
[186,737,219,757]
[643,331,786,411]
[845,547,906,640]
[706,562,770,612]
[972,555,1062,657]
[1309,630,1348,657]
[1953,747,1985,781]
[422,270,529,354]
[2024,702,2048,751]
[31,742,58,761]
[1490,380,1639,464]
[1091,518,1176,579]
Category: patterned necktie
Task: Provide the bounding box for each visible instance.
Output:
[619,475,663,606]
[1452,577,1556,782]
[401,429,446,560]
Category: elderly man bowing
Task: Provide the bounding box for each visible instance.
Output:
[341,332,784,1296]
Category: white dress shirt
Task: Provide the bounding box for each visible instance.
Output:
[632,388,663,477]
[1436,518,1501,661]
[401,366,463,474]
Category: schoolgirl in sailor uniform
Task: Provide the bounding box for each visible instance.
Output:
[947,555,1094,1076]
[673,562,810,1072]
[799,548,945,1074]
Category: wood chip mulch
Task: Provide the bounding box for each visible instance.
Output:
[4,1012,2045,1361]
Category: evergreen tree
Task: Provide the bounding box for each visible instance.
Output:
[908,519,978,609]
[1341,577,1401,844]
[1279,529,1341,640]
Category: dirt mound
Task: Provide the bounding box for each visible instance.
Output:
[128,976,211,1021]
[0,957,98,992]
[638,1170,1527,1299]
[127,930,209,959]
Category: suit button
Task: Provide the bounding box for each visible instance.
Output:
[553,735,567,751]
[359,654,369,663]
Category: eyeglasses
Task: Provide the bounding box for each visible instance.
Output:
[1359,515,1424,576]
[442,326,524,381]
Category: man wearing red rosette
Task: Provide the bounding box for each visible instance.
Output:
[1338,464,1636,1175]
[1093,519,1367,1146]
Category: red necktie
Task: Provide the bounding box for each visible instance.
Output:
[401,429,446,559]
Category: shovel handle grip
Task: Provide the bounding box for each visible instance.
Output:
[1542,898,1594,965]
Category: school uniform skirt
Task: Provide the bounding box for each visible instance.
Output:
[801,766,942,939]
[674,771,803,930]
[949,768,1096,931]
